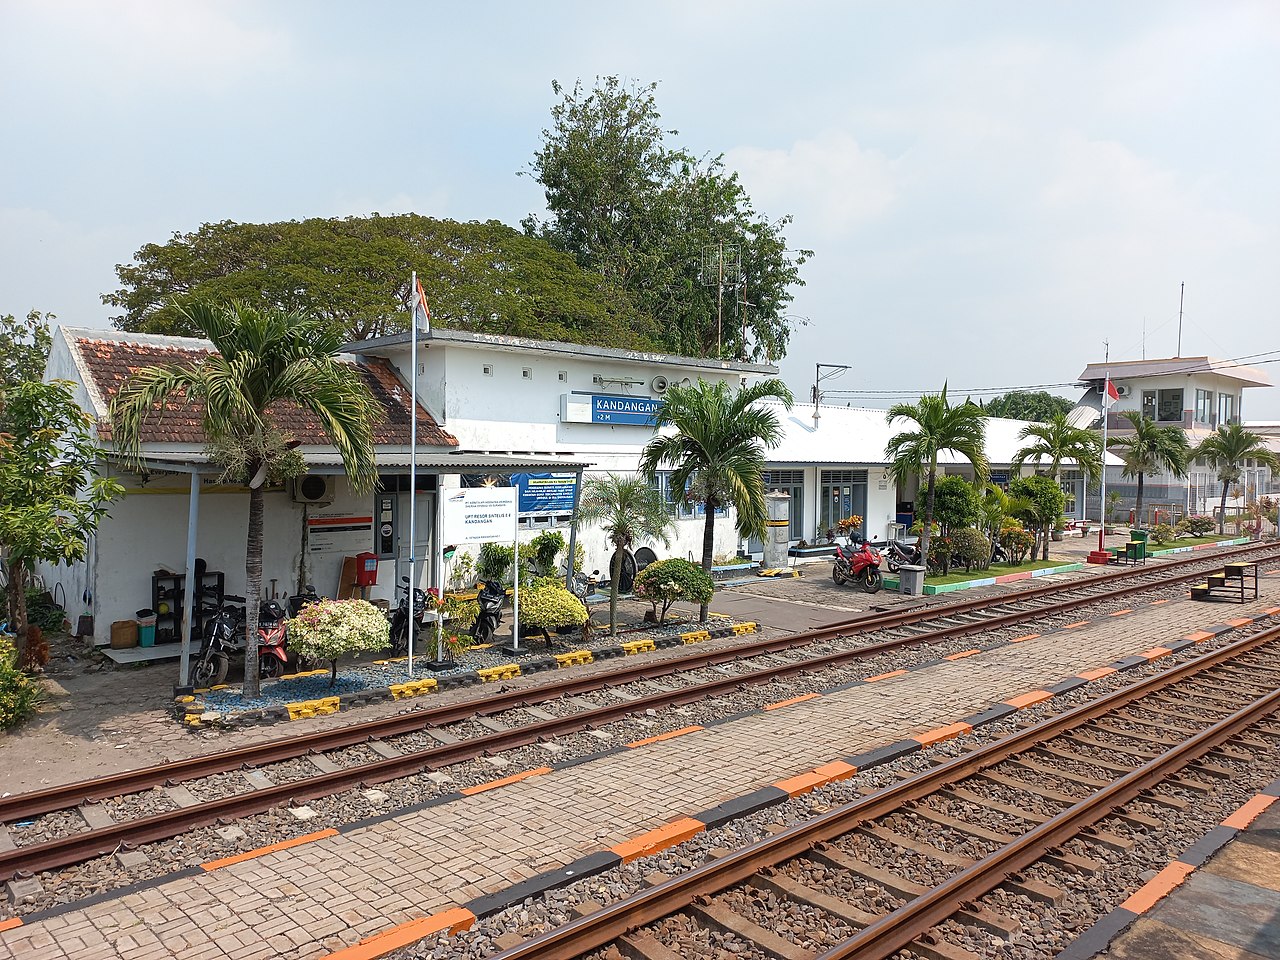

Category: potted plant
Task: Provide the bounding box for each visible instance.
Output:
[1105,491,1123,535]
[1051,516,1067,542]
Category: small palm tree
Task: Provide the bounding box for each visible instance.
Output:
[577,473,674,636]
[1010,414,1103,559]
[885,384,989,564]
[1107,412,1189,529]
[640,378,793,621]
[112,300,379,697]
[1191,423,1279,535]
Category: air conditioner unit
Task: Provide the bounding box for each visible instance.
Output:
[291,475,335,506]
[1114,385,1131,397]
[651,375,669,394]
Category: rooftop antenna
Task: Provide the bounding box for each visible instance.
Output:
[1176,282,1184,357]
[1142,316,1146,360]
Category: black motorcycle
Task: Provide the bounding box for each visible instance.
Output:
[882,539,921,574]
[470,579,506,645]
[388,576,429,656]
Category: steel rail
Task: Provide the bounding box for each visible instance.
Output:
[0,541,1274,829]
[483,622,1280,960]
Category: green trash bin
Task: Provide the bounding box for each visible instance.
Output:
[1127,540,1146,561]
[1130,529,1149,544]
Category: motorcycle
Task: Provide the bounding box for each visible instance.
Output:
[470,579,506,645]
[561,561,600,601]
[882,539,920,574]
[832,539,884,593]
[191,595,290,686]
[388,575,430,656]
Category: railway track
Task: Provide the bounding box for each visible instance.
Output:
[0,541,1275,889]
[485,622,1280,960]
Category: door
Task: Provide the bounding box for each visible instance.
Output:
[396,490,434,590]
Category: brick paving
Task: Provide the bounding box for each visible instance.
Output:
[3,579,1277,960]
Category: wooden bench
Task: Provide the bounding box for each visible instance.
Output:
[1190,561,1258,603]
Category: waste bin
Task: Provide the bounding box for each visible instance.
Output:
[899,564,927,596]
[135,608,157,647]
[1129,529,1149,544]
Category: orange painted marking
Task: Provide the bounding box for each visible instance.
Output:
[1010,633,1040,643]
[1120,861,1195,914]
[1150,599,1171,605]
[1076,667,1117,681]
[460,766,553,796]
[864,669,908,682]
[1062,620,1089,629]
[0,918,22,933]
[1185,630,1215,643]
[1005,690,1053,709]
[775,760,857,797]
[1264,607,1280,616]
[1226,617,1254,628]
[764,693,820,711]
[321,907,475,960]
[1222,794,1278,830]
[1140,647,1173,661]
[610,817,705,863]
[1109,609,1133,617]
[914,722,973,747]
[201,828,339,871]
[944,649,981,661]
[625,725,704,749]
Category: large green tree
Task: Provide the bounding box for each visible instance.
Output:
[982,391,1074,422]
[1011,413,1103,558]
[1108,412,1189,528]
[885,385,990,564]
[0,311,54,405]
[106,215,660,350]
[576,473,673,637]
[0,381,123,651]
[1009,474,1067,563]
[112,300,380,697]
[525,77,811,362]
[1191,423,1279,534]
[640,378,793,621]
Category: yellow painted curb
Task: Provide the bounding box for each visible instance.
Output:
[477,663,521,682]
[286,696,341,720]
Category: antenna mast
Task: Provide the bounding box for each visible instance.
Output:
[1176,282,1184,357]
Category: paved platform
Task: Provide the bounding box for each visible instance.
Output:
[2,575,1277,960]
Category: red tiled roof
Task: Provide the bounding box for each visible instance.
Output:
[78,338,457,448]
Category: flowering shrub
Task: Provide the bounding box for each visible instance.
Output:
[0,635,44,730]
[287,599,389,686]
[1150,523,1176,546]
[835,515,864,536]
[633,559,714,624]
[926,534,955,575]
[998,527,1035,564]
[950,527,991,572]
[1184,514,1215,536]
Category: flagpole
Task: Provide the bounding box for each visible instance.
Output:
[1098,369,1109,555]
[408,271,418,678]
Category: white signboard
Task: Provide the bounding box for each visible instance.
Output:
[442,487,518,544]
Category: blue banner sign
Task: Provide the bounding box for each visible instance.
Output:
[512,473,578,515]
[590,394,661,425]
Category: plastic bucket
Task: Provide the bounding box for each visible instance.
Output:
[136,609,157,647]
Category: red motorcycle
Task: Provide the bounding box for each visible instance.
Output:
[832,539,883,593]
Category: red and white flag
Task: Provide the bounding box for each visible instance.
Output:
[1102,379,1119,409]
[411,275,431,333]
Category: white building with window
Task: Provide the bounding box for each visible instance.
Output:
[1074,357,1274,520]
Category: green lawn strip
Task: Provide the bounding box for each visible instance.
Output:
[1147,534,1247,549]
[925,559,1074,586]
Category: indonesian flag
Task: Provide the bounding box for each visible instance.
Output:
[1102,379,1119,409]
[411,275,431,334]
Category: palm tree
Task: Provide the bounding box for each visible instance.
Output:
[112,300,379,696]
[1191,423,1279,535]
[1107,411,1189,530]
[577,473,674,636]
[1010,413,1103,559]
[639,378,793,621]
[885,384,990,565]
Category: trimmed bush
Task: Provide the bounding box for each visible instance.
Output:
[951,527,991,572]
[1184,514,1215,536]
[286,599,390,686]
[1150,523,1176,546]
[633,558,714,624]
[999,525,1036,564]
[0,636,45,730]
[518,583,588,632]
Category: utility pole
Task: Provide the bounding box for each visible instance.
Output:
[701,242,739,358]
[1176,282,1184,357]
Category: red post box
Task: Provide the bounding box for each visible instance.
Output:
[355,551,379,587]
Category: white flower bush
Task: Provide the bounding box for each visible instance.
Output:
[287,598,390,686]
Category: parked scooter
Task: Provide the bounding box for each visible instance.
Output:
[832,539,884,593]
[388,575,429,657]
[191,595,290,686]
[882,539,921,574]
[470,579,506,644]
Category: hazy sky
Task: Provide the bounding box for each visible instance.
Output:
[3,1,1278,415]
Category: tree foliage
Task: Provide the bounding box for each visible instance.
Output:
[1011,413,1103,487]
[286,598,390,687]
[633,558,714,625]
[111,300,380,697]
[525,77,811,361]
[106,215,661,350]
[1190,423,1279,534]
[982,391,1074,422]
[0,380,124,648]
[641,378,793,620]
[0,311,54,409]
[931,475,980,534]
[1108,412,1189,528]
[885,384,990,563]
[1009,474,1066,561]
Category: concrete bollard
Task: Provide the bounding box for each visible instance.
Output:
[898,564,926,596]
